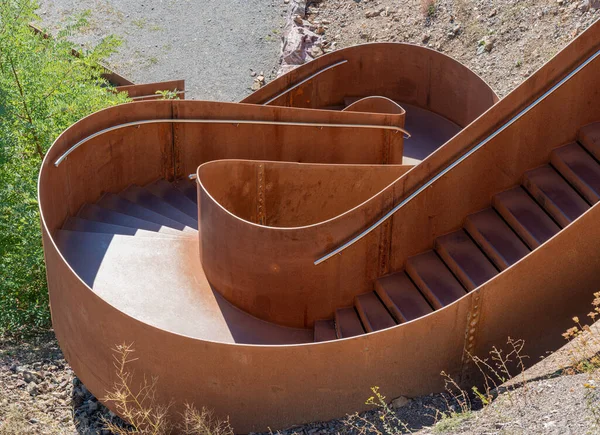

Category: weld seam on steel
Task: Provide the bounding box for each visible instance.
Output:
[262,60,349,106]
[314,47,600,266]
[53,119,410,167]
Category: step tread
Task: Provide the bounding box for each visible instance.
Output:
[335,307,365,338]
[78,204,184,235]
[464,208,530,270]
[523,165,590,227]
[406,251,467,310]
[435,230,498,290]
[120,185,198,229]
[578,122,600,161]
[375,272,433,322]
[54,230,312,345]
[63,217,180,238]
[355,292,396,332]
[313,319,337,342]
[173,178,198,203]
[145,179,198,219]
[492,187,560,250]
[551,142,600,204]
[97,193,196,232]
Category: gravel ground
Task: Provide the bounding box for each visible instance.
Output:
[305,0,600,97]
[36,0,287,101]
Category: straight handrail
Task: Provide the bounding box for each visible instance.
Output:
[313,47,600,266]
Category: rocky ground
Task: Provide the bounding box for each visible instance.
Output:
[2,326,600,434]
[296,0,600,97]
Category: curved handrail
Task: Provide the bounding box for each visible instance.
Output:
[261,60,349,106]
[314,46,600,266]
[53,118,410,167]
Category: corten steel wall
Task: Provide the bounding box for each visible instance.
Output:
[39,22,600,433]
[116,80,186,101]
[242,42,499,127]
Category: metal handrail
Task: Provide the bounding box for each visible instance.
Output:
[262,60,349,106]
[53,118,410,167]
[313,47,600,266]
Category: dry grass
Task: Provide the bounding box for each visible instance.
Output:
[103,344,233,435]
[561,291,600,430]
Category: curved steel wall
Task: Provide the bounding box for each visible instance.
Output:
[39,29,600,433]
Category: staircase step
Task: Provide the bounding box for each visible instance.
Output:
[313,319,337,342]
[63,217,177,238]
[355,292,396,332]
[406,251,467,309]
[435,230,498,290]
[334,307,365,338]
[97,193,195,233]
[493,187,560,250]
[578,122,600,161]
[523,165,590,227]
[375,273,433,322]
[54,230,312,344]
[173,178,198,203]
[464,208,530,270]
[551,143,600,204]
[145,179,198,219]
[78,204,184,235]
[120,185,198,229]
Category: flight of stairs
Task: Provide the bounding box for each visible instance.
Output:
[314,125,600,342]
[62,179,198,236]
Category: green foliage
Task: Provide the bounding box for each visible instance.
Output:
[0,0,129,336]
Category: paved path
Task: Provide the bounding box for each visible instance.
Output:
[37,0,286,101]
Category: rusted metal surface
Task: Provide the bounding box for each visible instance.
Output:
[116,80,186,101]
[38,25,600,433]
[243,43,499,129]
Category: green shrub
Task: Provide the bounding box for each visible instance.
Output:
[0,0,129,336]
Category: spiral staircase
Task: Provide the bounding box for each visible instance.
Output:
[39,22,600,433]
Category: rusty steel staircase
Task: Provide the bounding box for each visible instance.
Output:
[316,125,600,341]
[38,22,600,434]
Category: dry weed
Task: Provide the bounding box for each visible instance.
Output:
[103,344,233,435]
